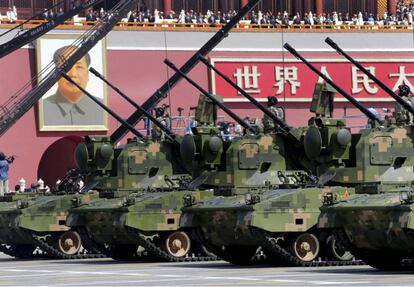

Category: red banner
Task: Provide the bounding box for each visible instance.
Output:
[210,58,414,102]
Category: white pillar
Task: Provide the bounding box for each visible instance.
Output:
[19,178,26,192]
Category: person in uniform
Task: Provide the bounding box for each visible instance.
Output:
[263,96,284,133]
[151,104,171,140]
[395,84,414,125]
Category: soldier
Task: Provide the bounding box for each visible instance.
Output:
[367,107,379,128]
[151,104,171,141]
[395,84,414,125]
[262,96,284,133]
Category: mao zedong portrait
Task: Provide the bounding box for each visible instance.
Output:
[42,46,104,127]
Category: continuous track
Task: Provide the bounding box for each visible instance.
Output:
[0,229,105,259]
[254,229,365,267]
[78,227,218,262]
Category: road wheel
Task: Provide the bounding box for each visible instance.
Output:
[163,231,191,258]
[326,235,354,261]
[56,231,81,255]
[292,233,320,262]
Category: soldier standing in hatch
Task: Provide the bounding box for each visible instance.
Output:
[395,84,414,125]
[151,104,171,141]
[263,96,285,133]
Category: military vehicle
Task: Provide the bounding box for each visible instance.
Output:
[64,71,209,260]
[67,94,215,261]
[177,40,411,266]
[65,1,262,261]
[165,56,360,265]
[0,0,139,258]
[317,38,414,270]
[0,169,104,259]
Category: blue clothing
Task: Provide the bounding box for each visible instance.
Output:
[0,160,9,181]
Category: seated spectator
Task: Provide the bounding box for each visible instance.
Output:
[178,9,185,23]
[48,10,54,20]
[86,10,96,22]
[208,12,216,24]
[56,8,64,18]
[281,14,289,27]
[196,12,204,24]
[166,10,175,20]
[293,12,301,27]
[42,8,49,21]
[367,13,375,24]
[99,8,105,19]
[6,7,17,23]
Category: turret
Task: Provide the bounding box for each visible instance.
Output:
[198,54,356,183]
[284,43,414,187]
[63,71,189,193]
[165,59,311,192]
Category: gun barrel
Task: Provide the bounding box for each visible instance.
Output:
[197,55,291,134]
[89,67,175,140]
[164,58,256,134]
[325,37,414,116]
[283,43,382,125]
[60,71,144,138]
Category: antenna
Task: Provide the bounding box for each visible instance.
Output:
[281,20,287,104]
[163,23,173,129]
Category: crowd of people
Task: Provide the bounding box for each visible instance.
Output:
[81,0,414,28]
[85,6,414,28]
[120,8,413,28]
[2,1,414,28]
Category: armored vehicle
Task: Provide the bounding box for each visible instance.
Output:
[60,60,215,260]
[0,170,104,258]
[317,38,414,270]
[67,132,213,260]
[166,55,359,265]
[180,106,357,265]
[65,0,262,261]
[179,44,407,266]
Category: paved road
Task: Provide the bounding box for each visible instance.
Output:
[0,254,413,287]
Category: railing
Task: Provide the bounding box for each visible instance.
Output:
[0,18,413,32]
[141,115,227,136]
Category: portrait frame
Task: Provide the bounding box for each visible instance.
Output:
[36,34,108,131]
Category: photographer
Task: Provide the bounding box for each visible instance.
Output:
[0,152,14,196]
